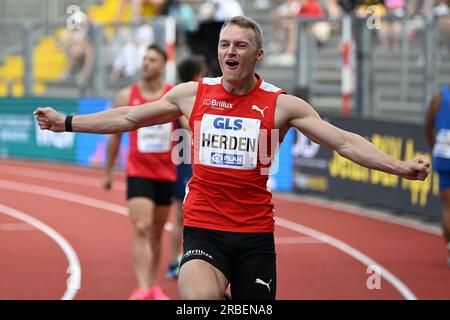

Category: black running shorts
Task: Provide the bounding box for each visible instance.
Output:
[180,226,277,300]
[126,176,174,206]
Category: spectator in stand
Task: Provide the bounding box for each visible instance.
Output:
[59,10,94,89]
[109,0,161,81]
[265,0,301,66]
[195,0,244,22]
[115,0,166,24]
[187,0,244,76]
[213,0,244,22]
[110,24,155,81]
[299,0,324,17]
[161,0,199,48]
[382,0,405,51]
[167,0,198,33]
[434,0,450,58]
[325,0,342,19]
[299,0,331,46]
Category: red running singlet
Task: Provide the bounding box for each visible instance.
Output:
[184,75,286,232]
[126,82,177,182]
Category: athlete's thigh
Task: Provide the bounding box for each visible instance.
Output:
[178,226,231,299]
[178,259,229,300]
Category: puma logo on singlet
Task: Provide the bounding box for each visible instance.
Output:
[255,278,272,292]
[251,105,268,117]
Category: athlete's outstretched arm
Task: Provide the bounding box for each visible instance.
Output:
[34,82,196,134]
[276,94,430,180]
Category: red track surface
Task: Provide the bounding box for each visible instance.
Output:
[0,158,449,300]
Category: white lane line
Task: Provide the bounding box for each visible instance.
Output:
[0,180,127,216]
[0,222,36,231]
[0,179,177,235]
[0,178,416,299]
[275,193,441,236]
[275,236,324,244]
[276,217,417,300]
[0,203,81,300]
[0,164,126,191]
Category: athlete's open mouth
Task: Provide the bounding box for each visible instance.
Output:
[225,60,239,69]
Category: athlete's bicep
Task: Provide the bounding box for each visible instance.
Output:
[292,114,348,151]
[278,94,347,150]
[124,82,199,129]
[164,81,198,119]
[126,97,183,128]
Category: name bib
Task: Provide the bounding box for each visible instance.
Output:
[199,114,261,169]
[433,129,450,159]
[137,122,172,153]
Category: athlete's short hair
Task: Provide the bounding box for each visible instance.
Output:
[221,16,263,51]
[147,43,167,63]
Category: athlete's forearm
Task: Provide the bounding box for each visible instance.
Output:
[337,131,401,175]
[72,98,181,134]
[71,106,135,134]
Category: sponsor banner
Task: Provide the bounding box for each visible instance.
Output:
[293,116,441,218]
[0,98,77,162]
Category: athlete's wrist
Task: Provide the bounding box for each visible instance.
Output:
[65,115,73,132]
[392,159,404,176]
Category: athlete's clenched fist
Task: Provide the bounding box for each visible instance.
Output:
[34,107,66,132]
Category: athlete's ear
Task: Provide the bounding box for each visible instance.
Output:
[256,48,264,62]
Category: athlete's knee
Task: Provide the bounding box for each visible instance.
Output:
[132,220,151,237]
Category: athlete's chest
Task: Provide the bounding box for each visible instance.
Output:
[194,92,273,121]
